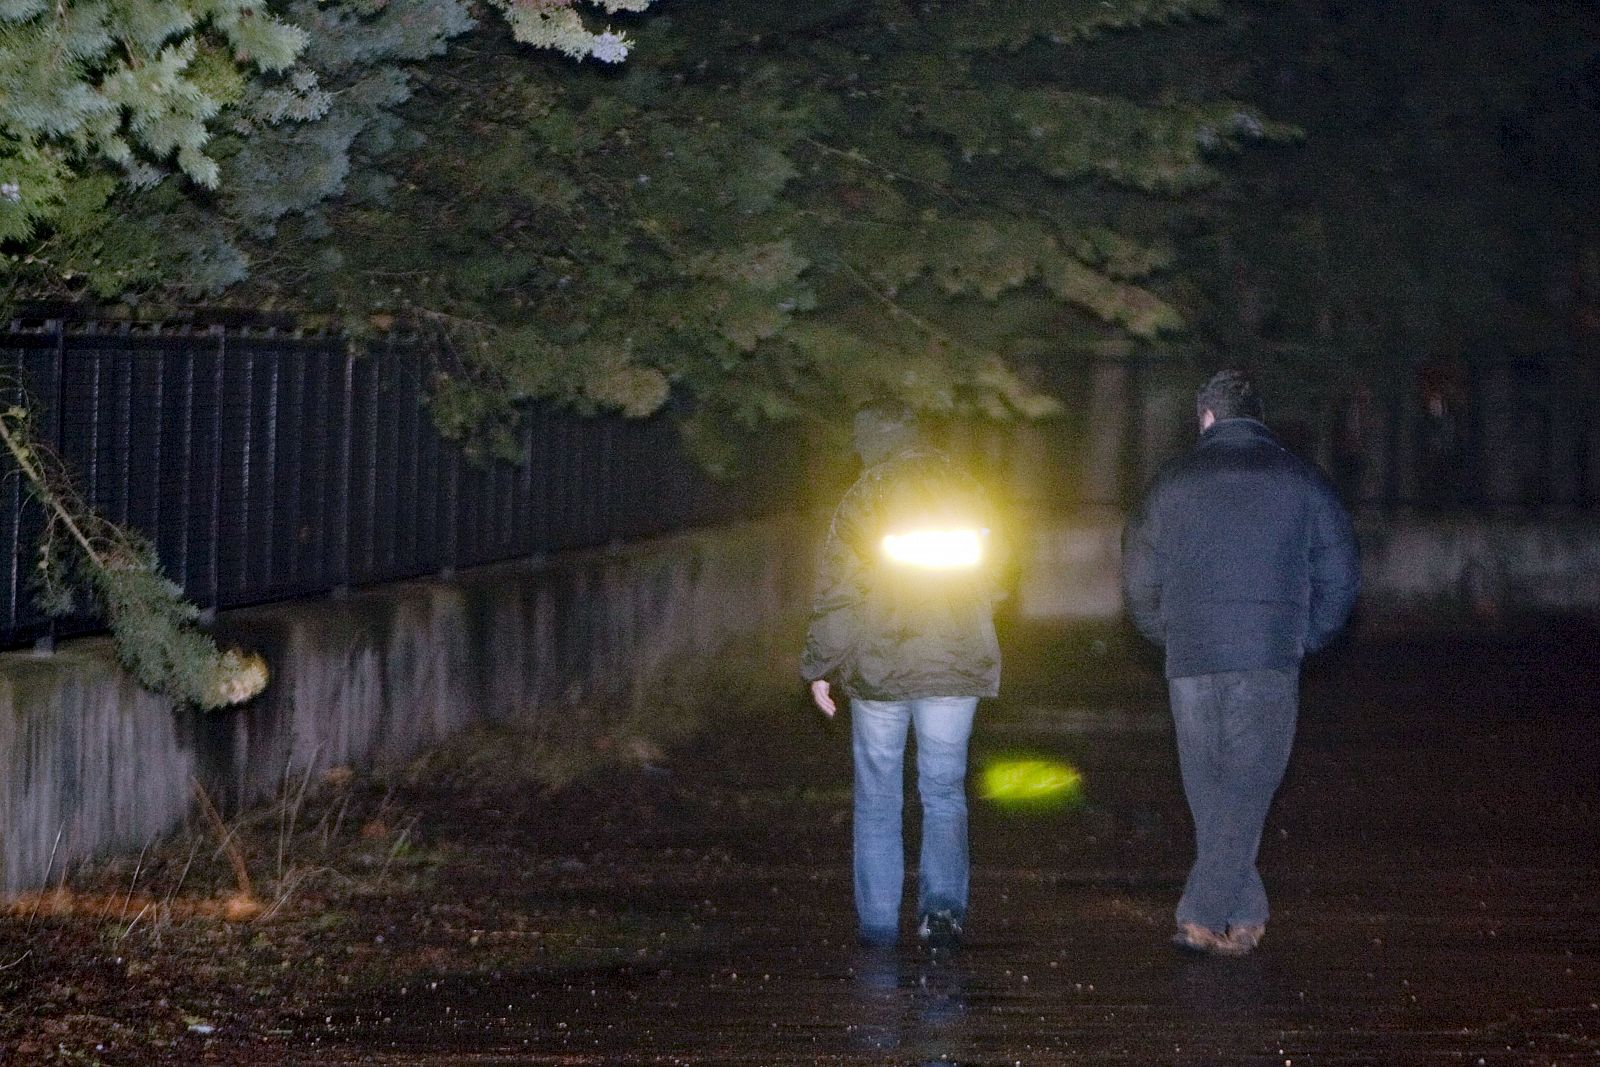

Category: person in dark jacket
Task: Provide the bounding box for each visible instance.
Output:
[802,403,1001,950]
[1122,369,1360,957]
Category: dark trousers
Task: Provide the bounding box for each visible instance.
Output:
[1168,667,1298,933]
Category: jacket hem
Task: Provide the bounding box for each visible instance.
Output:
[1164,654,1300,680]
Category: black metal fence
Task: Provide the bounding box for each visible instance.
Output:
[1013,351,1600,514]
[0,322,772,650]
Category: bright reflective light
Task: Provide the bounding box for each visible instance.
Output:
[880,528,985,569]
[980,759,1084,809]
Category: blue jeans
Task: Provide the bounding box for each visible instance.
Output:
[1169,668,1298,934]
[851,696,978,941]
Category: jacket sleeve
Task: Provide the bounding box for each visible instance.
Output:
[1305,478,1361,652]
[800,494,872,683]
[1120,485,1166,646]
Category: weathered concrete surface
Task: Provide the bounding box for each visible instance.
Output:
[0,655,193,900]
[0,520,810,892]
[1018,510,1600,627]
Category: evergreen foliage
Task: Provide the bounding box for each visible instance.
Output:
[0,0,1289,703]
[1189,0,1600,402]
[0,0,659,299]
[300,0,1289,466]
[491,0,653,62]
[0,400,268,709]
[0,0,305,239]
[4,0,1286,465]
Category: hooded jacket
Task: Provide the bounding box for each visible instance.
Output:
[1121,417,1361,679]
[800,443,1002,701]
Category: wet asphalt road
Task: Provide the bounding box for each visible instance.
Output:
[306,626,1600,1066]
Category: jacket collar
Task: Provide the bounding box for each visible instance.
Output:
[1199,417,1277,447]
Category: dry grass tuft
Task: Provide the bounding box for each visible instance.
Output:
[3,889,263,924]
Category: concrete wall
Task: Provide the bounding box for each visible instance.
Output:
[7,506,1592,892]
[0,520,811,893]
[1017,509,1600,627]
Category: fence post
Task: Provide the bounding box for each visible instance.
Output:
[440,434,459,580]
[205,327,225,615]
[176,328,193,601]
[331,347,354,598]
[260,339,279,592]
[1081,357,1130,507]
[30,320,66,657]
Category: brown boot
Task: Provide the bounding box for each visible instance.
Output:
[1170,922,1228,954]
[1216,923,1266,957]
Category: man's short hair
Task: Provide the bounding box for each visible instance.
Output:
[1196,369,1264,423]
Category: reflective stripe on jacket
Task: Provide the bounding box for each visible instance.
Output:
[801,446,1001,700]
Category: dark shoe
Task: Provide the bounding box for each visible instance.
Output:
[917,910,963,950]
[1170,922,1228,954]
[858,927,898,949]
[1216,923,1265,957]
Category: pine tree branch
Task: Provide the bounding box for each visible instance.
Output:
[0,411,106,569]
[802,137,964,205]
[834,259,975,356]
[0,399,269,709]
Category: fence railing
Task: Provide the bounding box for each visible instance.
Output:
[1,322,772,650]
[1010,350,1600,514]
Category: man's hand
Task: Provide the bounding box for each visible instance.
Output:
[810,678,837,718]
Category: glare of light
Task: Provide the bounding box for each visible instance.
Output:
[979,759,1084,808]
[880,528,986,569]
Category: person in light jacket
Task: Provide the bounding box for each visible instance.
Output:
[802,403,1001,950]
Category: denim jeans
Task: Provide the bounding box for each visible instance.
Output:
[851,696,978,941]
[1169,667,1298,934]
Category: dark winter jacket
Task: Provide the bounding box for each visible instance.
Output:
[1121,418,1360,679]
[801,446,1002,701]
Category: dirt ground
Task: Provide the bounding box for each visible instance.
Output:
[2,622,1598,1066]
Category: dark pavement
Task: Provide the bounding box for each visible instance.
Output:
[299,624,1600,1066]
